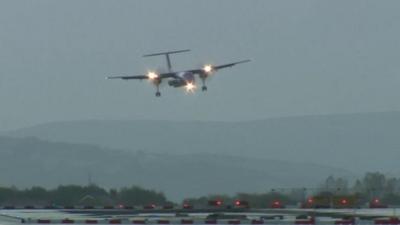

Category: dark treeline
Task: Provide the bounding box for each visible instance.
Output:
[0,185,169,206]
[185,172,400,207]
[317,172,400,204]
[184,192,299,208]
[1,172,400,207]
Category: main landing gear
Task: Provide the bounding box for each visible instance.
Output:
[155,91,161,97]
[201,77,207,92]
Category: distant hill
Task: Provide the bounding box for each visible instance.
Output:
[0,136,350,201]
[3,112,400,173]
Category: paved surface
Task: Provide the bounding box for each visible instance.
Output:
[0,208,398,225]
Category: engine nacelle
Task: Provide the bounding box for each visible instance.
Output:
[168,79,186,87]
[199,72,208,79]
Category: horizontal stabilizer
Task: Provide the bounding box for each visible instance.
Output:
[143,49,190,57]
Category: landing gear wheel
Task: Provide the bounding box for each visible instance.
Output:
[155,92,161,97]
[202,86,207,91]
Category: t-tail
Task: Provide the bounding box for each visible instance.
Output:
[143,49,190,73]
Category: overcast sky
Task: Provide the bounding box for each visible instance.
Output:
[0,0,399,130]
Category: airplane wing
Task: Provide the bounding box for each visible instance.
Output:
[188,59,251,75]
[213,59,251,70]
[107,72,178,80]
[107,75,148,80]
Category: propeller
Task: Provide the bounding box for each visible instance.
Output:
[184,82,197,93]
[202,64,214,74]
[145,68,167,86]
[197,62,216,91]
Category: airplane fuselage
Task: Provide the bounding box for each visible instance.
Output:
[168,71,195,88]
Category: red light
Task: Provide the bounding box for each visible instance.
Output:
[374,198,380,204]
[234,200,249,208]
[183,203,192,209]
[271,200,283,208]
[117,204,124,208]
[307,198,313,204]
[208,200,224,206]
[146,204,156,209]
[341,199,348,204]
[145,204,156,209]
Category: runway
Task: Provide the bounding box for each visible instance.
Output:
[0,208,399,225]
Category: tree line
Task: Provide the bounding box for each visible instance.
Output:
[1,172,399,207]
[0,185,169,206]
[317,172,400,204]
[186,172,400,207]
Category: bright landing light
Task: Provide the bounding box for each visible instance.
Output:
[147,71,158,80]
[185,82,196,93]
[203,64,213,73]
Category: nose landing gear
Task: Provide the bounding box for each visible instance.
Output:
[202,86,207,91]
[155,91,161,97]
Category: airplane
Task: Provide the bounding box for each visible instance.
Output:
[107,49,250,97]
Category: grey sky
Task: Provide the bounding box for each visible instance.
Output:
[0,0,400,130]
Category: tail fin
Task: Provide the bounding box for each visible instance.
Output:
[143,49,190,72]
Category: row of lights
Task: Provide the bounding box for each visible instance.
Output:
[27,198,376,210]
[135,197,381,208]
[10,198,383,210]
[306,197,386,207]
[305,197,348,205]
